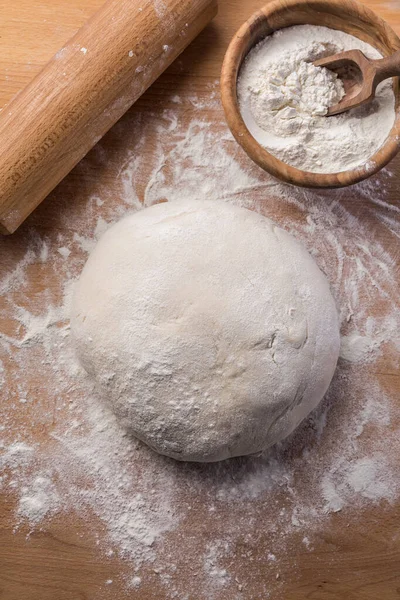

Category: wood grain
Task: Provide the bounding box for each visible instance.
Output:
[0,1,399,599]
[220,0,400,188]
[0,0,217,234]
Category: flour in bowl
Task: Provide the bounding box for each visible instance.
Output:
[237,25,396,173]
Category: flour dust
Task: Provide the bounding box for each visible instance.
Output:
[0,82,399,598]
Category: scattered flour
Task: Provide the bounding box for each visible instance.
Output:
[0,84,399,597]
[238,25,396,173]
[154,0,167,18]
[0,442,35,470]
[322,453,397,513]
[57,246,71,258]
[203,541,231,588]
[18,475,60,523]
[340,332,381,362]
[131,575,142,588]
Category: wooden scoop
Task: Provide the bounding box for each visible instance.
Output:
[314,49,400,116]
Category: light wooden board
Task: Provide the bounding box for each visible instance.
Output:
[0,1,399,599]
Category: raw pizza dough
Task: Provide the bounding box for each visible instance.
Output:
[71,200,340,462]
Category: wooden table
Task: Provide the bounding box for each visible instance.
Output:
[0,1,399,599]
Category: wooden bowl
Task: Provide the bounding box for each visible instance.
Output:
[220,0,400,188]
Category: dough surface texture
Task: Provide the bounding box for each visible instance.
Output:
[71,200,340,462]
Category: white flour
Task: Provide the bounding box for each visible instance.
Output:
[0,86,399,597]
[18,475,60,523]
[238,25,396,173]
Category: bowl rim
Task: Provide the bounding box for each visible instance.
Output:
[220,0,400,189]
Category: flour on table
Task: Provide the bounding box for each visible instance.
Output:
[340,332,381,363]
[0,87,399,597]
[203,541,231,588]
[18,475,60,524]
[0,442,34,470]
[237,25,396,173]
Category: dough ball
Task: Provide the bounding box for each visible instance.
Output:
[71,200,339,462]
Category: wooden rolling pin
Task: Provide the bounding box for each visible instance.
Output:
[0,0,217,234]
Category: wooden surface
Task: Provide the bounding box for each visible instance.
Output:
[0,0,217,234]
[0,1,399,599]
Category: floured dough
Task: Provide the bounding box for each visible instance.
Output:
[71,200,340,462]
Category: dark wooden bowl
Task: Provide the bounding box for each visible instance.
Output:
[220,0,400,188]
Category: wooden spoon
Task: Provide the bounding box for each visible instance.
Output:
[314,49,400,116]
